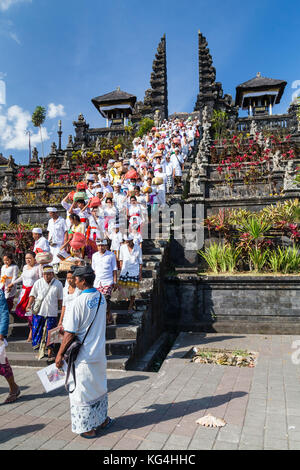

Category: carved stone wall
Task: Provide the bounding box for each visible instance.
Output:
[194,31,238,124]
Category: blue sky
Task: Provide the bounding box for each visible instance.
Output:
[0,0,300,164]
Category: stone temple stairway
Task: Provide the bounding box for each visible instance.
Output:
[6,234,168,371]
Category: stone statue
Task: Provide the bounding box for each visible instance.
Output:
[94,137,101,152]
[249,120,257,137]
[257,132,264,147]
[190,163,200,193]
[67,135,73,148]
[283,161,295,190]
[1,175,12,200]
[7,155,15,170]
[154,109,162,128]
[272,150,283,171]
[38,159,46,183]
[62,151,70,170]
[50,142,57,155]
[31,147,39,164]
[198,160,207,175]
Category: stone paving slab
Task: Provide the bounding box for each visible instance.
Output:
[1,332,300,450]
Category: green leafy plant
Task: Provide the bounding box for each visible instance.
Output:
[199,243,221,273]
[238,216,271,249]
[268,247,300,274]
[32,106,46,157]
[136,117,154,137]
[248,247,269,272]
[198,243,240,273]
[211,110,228,141]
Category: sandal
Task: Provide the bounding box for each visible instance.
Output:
[4,387,20,404]
[80,431,98,439]
[97,417,115,433]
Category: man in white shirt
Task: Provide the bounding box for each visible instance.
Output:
[46,207,68,266]
[27,265,63,362]
[154,165,167,207]
[91,239,117,325]
[171,148,184,192]
[102,178,113,197]
[32,228,50,254]
[56,265,112,438]
[165,155,174,194]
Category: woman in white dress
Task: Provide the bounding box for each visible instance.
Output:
[86,207,105,256]
[7,251,42,341]
[103,198,117,235]
[127,196,143,233]
[58,271,80,328]
[0,254,19,312]
[118,236,143,314]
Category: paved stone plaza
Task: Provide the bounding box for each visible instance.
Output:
[1,332,300,450]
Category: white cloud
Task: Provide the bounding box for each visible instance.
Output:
[47,103,66,119]
[9,31,21,45]
[0,0,31,11]
[0,104,49,150]
[0,19,22,45]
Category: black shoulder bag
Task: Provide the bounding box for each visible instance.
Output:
[64,293,102,393]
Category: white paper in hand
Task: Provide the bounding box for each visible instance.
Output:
[37,361,67,393]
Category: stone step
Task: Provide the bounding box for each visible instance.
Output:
[106,355,130,370]
[106,338,136,357]
[165,320,300,335]
[6,351,130,370]
[143,254,162,262]
[106,324,138,340]
[8,322,138,347]
[110,299,149,311]
[8,323,30,338]
[6,352,49,368]
[111,309,144,325]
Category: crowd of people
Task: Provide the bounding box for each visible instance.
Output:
[0,116,199,438]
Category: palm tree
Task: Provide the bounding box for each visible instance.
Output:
[32,106,46,157]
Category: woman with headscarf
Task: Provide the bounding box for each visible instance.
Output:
[7,251,42,342]
[118,235,143,314]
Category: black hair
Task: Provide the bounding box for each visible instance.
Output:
[3,253,15,263]
[70,214,81,223]
[25,251,36,258]
[76,273,95,287]
[76,199,85,205]
[106,197,113,203]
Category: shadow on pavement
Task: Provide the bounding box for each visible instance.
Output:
[108,374,150,392]
[100,391,248,435]
[0,424,45,444]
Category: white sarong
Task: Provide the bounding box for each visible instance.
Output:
[69,360,107,434]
